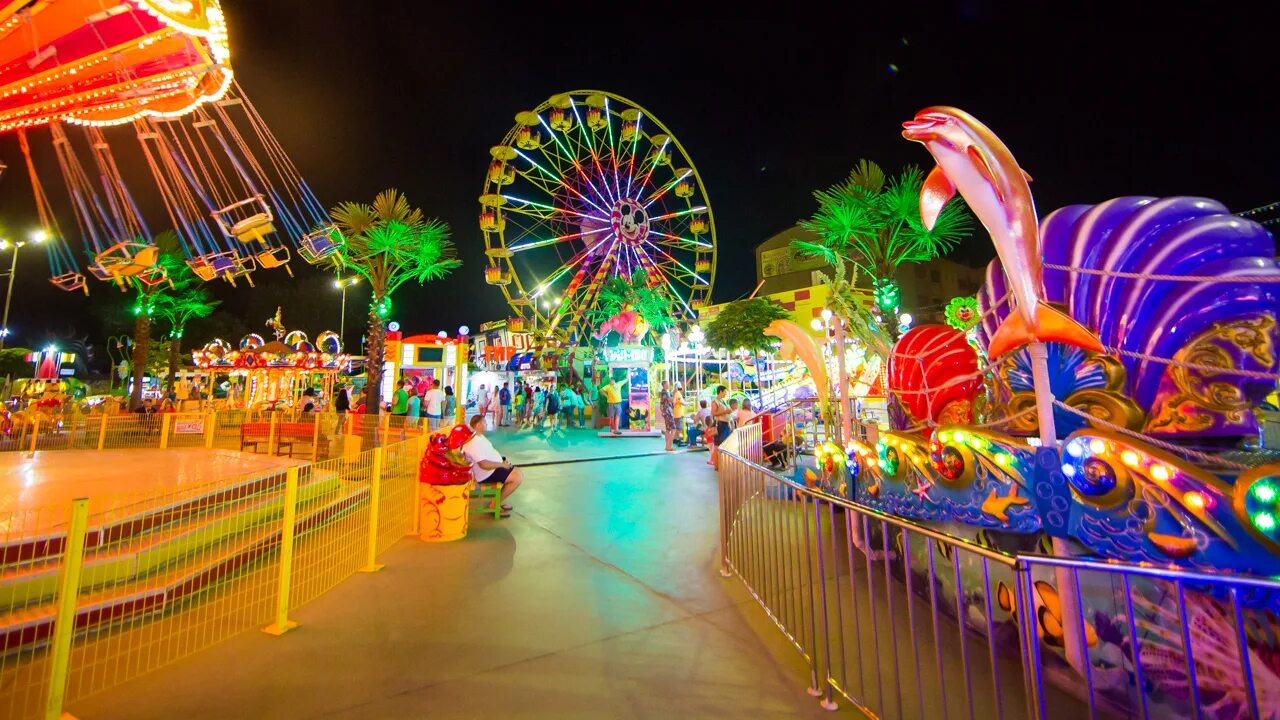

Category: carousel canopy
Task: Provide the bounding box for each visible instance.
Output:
[0,0,230,132]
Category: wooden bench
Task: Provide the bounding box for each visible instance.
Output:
[240,421,319,457]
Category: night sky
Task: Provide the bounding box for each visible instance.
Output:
[2,2,1278,367]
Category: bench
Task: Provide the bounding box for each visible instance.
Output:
[240,420,318,457]
[470,482,505,519]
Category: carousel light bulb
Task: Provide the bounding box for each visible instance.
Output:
[437,331,447,338]
[810,318,824,331]
[458,325,470,336]
[1150,465,1172,482]
[1088,439,1107,455]
[820,308,833,321]
[1120,450,1140,468]
[1183,492,1207,511]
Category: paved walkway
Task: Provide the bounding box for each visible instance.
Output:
[70,427,848,719]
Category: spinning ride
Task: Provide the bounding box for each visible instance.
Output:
[0,1,338,293]
[480,91,716,345]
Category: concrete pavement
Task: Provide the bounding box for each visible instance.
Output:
[70,427,850,719]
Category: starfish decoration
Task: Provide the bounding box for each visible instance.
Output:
[911,480,933,502]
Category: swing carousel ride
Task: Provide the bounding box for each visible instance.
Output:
[0,0,340,295]
[480,90,716,346]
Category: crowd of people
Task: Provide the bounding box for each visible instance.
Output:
[468,380,590,432]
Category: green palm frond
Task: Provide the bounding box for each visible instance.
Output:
[329,189,460,300]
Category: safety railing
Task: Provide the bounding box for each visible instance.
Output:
[718,425,1280,719]
[0,431,428,720]
[0,410,425,458]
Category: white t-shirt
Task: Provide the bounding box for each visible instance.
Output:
[425,388,445,415]
[461,433,503,482]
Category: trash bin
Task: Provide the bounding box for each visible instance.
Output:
[417,424,475,542]
[418,481,474,542]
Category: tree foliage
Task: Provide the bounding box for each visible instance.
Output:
[330,189,459,414]
[585,268,677,340]
[704,298,790,354]
[795,159,972,283]
[811,254,893,360]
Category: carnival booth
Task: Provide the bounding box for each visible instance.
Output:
[597,344,661,437]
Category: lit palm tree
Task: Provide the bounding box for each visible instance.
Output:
[126,230,186,410]
[153,280,219,392]
[330,189,460,415]
[585,268,677,342]
[795,159,972,316]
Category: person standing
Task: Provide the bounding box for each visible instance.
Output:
[334,384,350,414]
[390,379,410,416]
[513,383,526,426]
[732,397,755,428]
[545,383,561,432]
[443,385,457,423]
[498,382,512,426]
[672,383,686,446]
[487,386,502,429]
[659,380,676,451]
[710,386,732,468]
[424,380,446,430]
[601,376,626,436]
[406,386,421,427]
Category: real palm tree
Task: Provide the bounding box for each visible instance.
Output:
[330,189,460,415]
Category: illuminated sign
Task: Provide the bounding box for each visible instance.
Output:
[603,345,653,365]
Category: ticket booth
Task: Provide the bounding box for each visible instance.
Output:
[597,344,661,437]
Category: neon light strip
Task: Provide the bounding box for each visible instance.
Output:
[642,168,693,209]
[538,114,614,213]
[651,230,712,248]
[501,195,608,224]
[508,225,608,252]
[648,206,707,222]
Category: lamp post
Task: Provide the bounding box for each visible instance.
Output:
[333,276,359,349]
[0,231,46,351]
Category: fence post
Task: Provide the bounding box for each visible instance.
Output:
[158,413,172,449]
[28,414,40,456]
[97,413,110,450]
[360,447,386,573]
[263,467,300,635]
[380,412,390,444]
[268,413,279,456]
[204,411,217,449]
[409,433,426,536]
[311,415,321,461]
[43,497,90,720]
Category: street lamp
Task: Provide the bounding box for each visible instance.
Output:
[0,231,45,351]
[333,276,359,347]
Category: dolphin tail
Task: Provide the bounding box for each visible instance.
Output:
[987,301,1104,359]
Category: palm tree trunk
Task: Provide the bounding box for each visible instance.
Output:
[166,333,181,393]
[129,313,151,411]
[364,303,385,416]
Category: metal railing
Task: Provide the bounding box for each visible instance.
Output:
[0,431,428,720]
[718,425,1280,719]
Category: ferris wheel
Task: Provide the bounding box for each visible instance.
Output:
[480,90,716,344]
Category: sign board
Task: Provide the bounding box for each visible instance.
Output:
[603,345,653,366]
[174,419,204,434]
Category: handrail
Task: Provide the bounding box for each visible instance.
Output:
[716,423,1280,719]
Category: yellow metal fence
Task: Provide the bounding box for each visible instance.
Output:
[0,429,427,720]
[1,410,426,459]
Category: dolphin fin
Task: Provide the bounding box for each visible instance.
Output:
[987,301,1104,359]
[1021,168,1033,183]
[920,165,955,230]
[966,146,1004,202]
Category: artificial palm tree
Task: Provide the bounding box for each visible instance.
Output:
[330,189,460,415]
[153,279,219,392]
[127,230,187,410]
[585,268,677,343]
[795,159,972,317]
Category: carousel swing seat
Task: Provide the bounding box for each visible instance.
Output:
[298,226,342,265]
[256,245,294,276]
[50,271,89,294]
[212,196,276,245]
[92,241,160,280]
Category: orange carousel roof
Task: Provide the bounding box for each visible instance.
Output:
[0,0,230,133]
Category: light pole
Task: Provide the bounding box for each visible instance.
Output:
[0,231,46,351]
[333,276,359,348]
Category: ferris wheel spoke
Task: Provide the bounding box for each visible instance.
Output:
[629,135,671,200]
[634,246,696,318]
[526,231,614,300]
[650,230,714,250]
[648,205,707,223]
[501,195,609,224]
[641,168,693,209]
[507,225,609,253]
[512,166,563,199]
[644,239,709,286]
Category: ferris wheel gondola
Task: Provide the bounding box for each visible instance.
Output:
[479,90,716,345]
